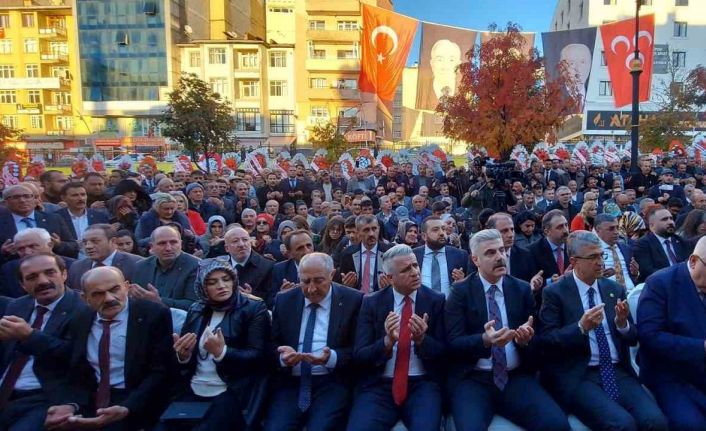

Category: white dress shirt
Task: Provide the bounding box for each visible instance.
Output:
[87,300,129,389]
[655,234,677,265]
[190,311,228,397]
[361,243,378,290]
[383,289,426,378]
[92,250,117,268]
[322,183,333,202]
[572,273,631,366]
[69,209,89,241]
[12,211,36,233]
[229,252,251,269]
[285,287,337,376]
[598,238,635,291]
[475,275,519,371]
[421,246,450,297]
[1,294,64,390]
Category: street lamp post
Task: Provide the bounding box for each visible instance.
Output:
[629,0,643,174]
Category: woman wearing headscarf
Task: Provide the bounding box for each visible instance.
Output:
[172,190,207,236]
[113,179,152,214]
[317,215,345,254]
[263,220,296,262]
[394,220,422,247]
[135,192,193,248]
[570,200,598,232]
[107,194,139,233]
[169,259,271,430]
[251,213,274,255]
[617,211,647,244]
[199,215,227,258]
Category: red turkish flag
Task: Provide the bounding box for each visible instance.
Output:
[359,5,418,111]
[600,14,655,108]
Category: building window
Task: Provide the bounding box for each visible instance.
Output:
[393,131,402,139]
[675,0,688,5]
[51,66,68,78]
[311,106,328,118]
[23,38,38,53]
[0,40,12,54]
[26,64,38,77]
[337,50,356,59]
[235,109,261,132]
[0,15,10,28]
[641,0,652,5]
[672,51,686,67]
[311,49,325,59]
[599,81,613,96]
[337,21,358,31]
[394,114,402,122]
[27,90,40,104]
[269,51,287,67]
[269,80,287,96]
[240,51,258,69]
[309,20,324,30]
[240,80,259,98]
[333,78,357,89]
[210,78,227,96]
[2,115,18,128]
[0,65,14,78]
[310,78,327,88]
[603,0,616,4]
[21,13,34,27]
[674,21,687,37]
[189,51,201,67]
[0,90,16,103]
[209,48,226,64]
[56,116,73,130]
[29,115,42,129]
[270,110,294,133]
[601,51,607,66]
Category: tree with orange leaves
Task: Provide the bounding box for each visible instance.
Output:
[437,23,580,159]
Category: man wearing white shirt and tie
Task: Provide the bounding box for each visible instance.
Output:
[593,214,640,291]
[633,207,689,283]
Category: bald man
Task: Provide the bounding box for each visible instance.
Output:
[417,38,462,110]
[224,226,274,302]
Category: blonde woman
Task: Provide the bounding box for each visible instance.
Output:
[570,200,597,232]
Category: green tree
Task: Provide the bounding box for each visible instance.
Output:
[309,121,348,162]
[160,74,237,173]
[0,123,22,165]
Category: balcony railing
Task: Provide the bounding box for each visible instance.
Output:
[40,53,69,63]
[38,27,67,38]
[45,104,72,114]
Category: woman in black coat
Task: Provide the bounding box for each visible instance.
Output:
[167,258,271,430]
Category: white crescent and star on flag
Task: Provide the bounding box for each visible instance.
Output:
[371,25,399,63]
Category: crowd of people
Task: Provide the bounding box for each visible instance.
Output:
[0,152,705,430]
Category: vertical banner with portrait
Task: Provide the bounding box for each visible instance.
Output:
[415,22,477,111]
[541,27,597,114]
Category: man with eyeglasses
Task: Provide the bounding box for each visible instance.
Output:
[593,214,639,291]
[539,231,668,431]
[0,184,79,262]
[637,236,706,429]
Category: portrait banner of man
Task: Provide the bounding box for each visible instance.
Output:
[541,27,597,114]
[415,22,477,111]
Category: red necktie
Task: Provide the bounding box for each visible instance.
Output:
[0,306,49,408]
[392,296,413,406]
[361,251,372,294]
[95,319,113,409]
[556,246,565,275]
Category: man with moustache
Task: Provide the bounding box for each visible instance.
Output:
[224,226,273,301]
[0,253,85,430]
[528,210,570,288]
[445,229,569,431]
[270,230,315,308]
[484,213,541,286]
[56,183,110,244]
[339,215,392,294]
[633,206,690,283]
[43,266,174,431]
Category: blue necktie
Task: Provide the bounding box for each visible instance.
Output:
[587,287,620,401]
[290,180,295,189]
[21,217,35,228]
[298,303,319,411]
[431,251,441,292]
[487,285,508,390]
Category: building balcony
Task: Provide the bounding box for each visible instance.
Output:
[38,27,67,38]
[47,130,69,136]
[308,116,331,126]
[305,58,359,71]
[15,104,42,114]
[45,104,72,114]
[40,53,69,63]
[0,77,63,90]
[307,30,359,43]
[306,0,360,14]
[308,87,359,100]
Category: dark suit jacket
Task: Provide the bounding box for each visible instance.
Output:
[67,251,142,290]
[50,299,174,426]
[353,285,446,388]
[632,232,689,283]
[469,244,537,283]
[538,275,637,402]
[279,178,308,204]
[270,283,363,384]
[547,201,580,222]
[445,274,538,385]
[528,238,569,283]
[228,251,274,305]
[0,289,86,404]
[338,242,392,292]
[56,207,110,240]
[131,252,199,310]
[413,245,470,291]
[637,263,706,391]
[134,209,193,248]
[270,259,299,308]
[0,209,79,260]
[0,255,76,297]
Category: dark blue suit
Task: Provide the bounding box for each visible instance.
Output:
[0,209,79,260]
[265,284,363,431]
[0,256,75,297]
[347,285,446,431]
[445,273,569,431]
[638,263,706,430]
[632,232,690,282]
[270,259,300,307]
[413,245,470,296]
[55,207,110,240]
[539,275,667,431]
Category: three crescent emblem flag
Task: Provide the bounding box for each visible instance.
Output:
[359,4,418,106]
[600,14,655,108]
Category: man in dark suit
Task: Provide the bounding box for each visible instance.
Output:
[0,253,86,430]
[56,182,109,242]
[528,210,570,288]
[637,236,706,429]
[67,224,141,290]
[280,165,308,204]
[445,229,569,431]
[0,228,76,297]
[270,230,315,308]
[633,206,690,283]
[0,184,79,260]
[43,266,174,431]
[412,216,469,297]
[257,172,285,208]
[593,214,640,291]
[131,226,199,310]
[547,186,579,224]
[224,226,274,301]
[647,169,686,204]
[339,215,391,294]
[265,253,363,431]
[485,213,541,286]
[539,231,667,431]
[347,244,446,431]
